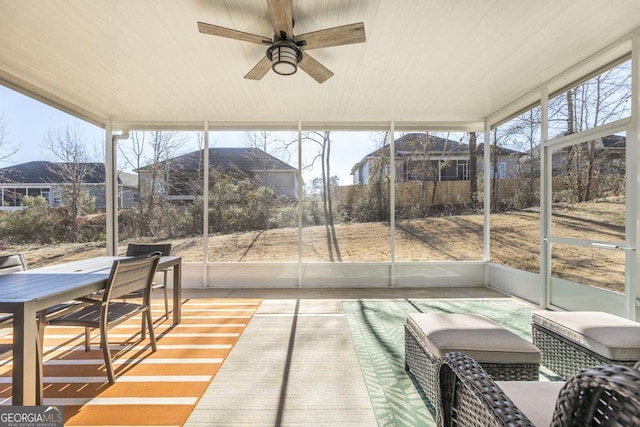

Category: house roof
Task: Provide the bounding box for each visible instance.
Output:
[0,161,138,186]
[523,135,627,162]
[602,135,626,149]
[1,1,639,129]
[475,143,522,157]
[137,147,296,173]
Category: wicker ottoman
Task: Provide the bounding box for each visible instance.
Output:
[532,310,640,379]
[404,313,541,411]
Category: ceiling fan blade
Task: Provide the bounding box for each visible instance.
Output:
[197,22,271,45]
[296,22,365,50]
[244,56,272,80]
[298,53,334,84]
[267,0,293,39]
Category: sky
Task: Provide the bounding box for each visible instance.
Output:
[0,86,104,165]
[0,85,381,186]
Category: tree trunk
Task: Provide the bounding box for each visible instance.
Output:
[565,89,577,201]
[319,139,334,261]
[566,89,575,135]
[324,132,341,261]
[468,132,478,206]
[491,130,499,213]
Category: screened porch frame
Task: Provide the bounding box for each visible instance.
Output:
[3,16,639,319]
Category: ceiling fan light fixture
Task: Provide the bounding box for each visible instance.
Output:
[267,40,303,76]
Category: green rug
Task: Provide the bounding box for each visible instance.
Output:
[342,298,558,427]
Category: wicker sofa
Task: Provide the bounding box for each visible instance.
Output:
[532,310,640,379]
[438,352,640,426]
[405,313,540,411]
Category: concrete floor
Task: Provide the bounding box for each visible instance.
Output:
[182,287,508,426]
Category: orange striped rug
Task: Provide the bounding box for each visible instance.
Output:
[0,298,261,426]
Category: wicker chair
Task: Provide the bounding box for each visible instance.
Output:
[438,352,640,426]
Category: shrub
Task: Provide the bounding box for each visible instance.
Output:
[511,184,538,210]
[0,196,56,244]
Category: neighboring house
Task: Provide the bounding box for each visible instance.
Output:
[137,147,299,201]
[595,134,626,173]
[351,133,522,184]
[479,142,524,180]
[520,134,626,177]
[0,161,138,210]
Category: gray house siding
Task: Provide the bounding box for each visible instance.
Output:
[89,185,138,209]
[256,170,298,198]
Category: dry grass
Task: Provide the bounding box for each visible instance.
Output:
[1,198,625,292]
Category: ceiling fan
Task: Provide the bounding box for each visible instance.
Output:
[197,0,366,84]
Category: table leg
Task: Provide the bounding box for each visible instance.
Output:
[172,261,181,326]
[12,300,38,405]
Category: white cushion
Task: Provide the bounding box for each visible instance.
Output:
[407,313,541,364]
[496,381,565,427]
[532,311,640,361]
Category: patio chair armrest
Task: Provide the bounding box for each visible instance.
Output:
[438,352,534,427]
[75,296,103,305]
[551,363,640,426]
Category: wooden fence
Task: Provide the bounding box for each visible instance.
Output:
[333,176,622,208]
[332,179,531,208]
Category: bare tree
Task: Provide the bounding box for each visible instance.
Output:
[0,113,19,165]
[242,131,294,230]
[118,131,146,220]
[490,128,501,213]
[303,131,341,261]
[0,114,21,206]
[119,130,187,237]
[520,107,541,200]
[468,132,478,206]
[242,131,293,164]
[495,107,541,209]
[399,132,458,217]
[429,133,451,207]
[549,61,631,202]
[44,125,95,242]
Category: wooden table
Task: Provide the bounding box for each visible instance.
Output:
[0,255,182,405]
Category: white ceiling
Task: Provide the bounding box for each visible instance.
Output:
[1,0,639,130]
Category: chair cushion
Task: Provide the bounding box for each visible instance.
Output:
[496,381,565,427]
[532,311,640,361]
[407,313,541,364]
